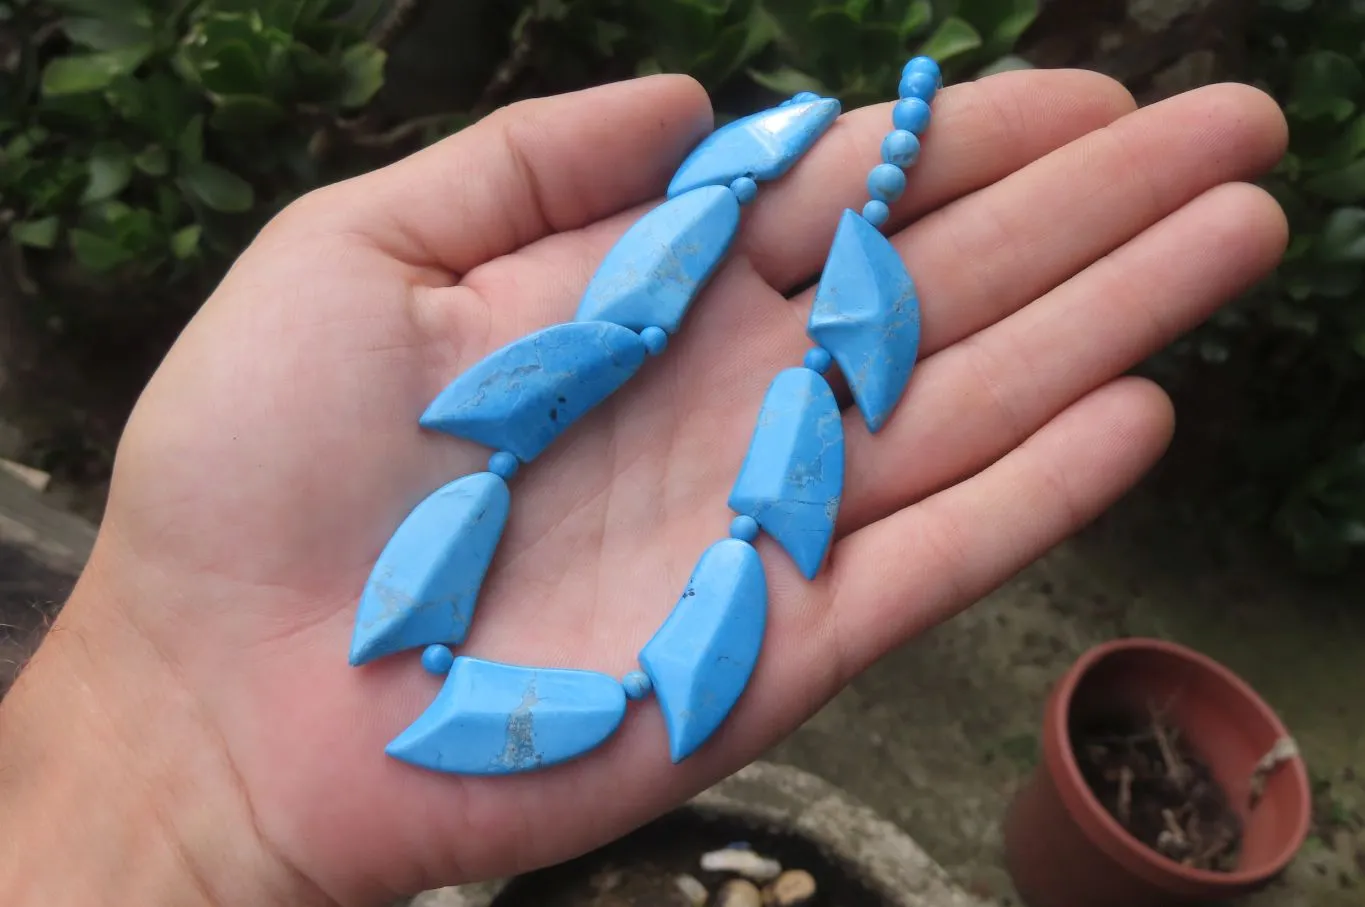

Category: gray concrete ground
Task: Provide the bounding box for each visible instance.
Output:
[768,482,1365,906]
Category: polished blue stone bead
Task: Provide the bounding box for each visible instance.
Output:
[575,186,741,334]
[729,176,758,206]
[640,326,669,356]
[422,644,455,676]
[667,98,841,198]
[639,538,767,762]
[899,70,938,103]
[807,210,920,434]
[902,56,941,87]
[892,98,931,135]
[488,450,519,481]
[867,163,907,203]
[862,200,890,227]
[803,347,833,374]
[621,670,652,701]
[791,91,821,104]
[421,322,647,462]
[350,472,509,665]
[387,657,628,775]
[881,130,920,168]
[729,514,759,542]
[728,368,844,580]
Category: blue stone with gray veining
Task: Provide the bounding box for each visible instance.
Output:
[349,472,509,666]
[667,98,842,198]
[420,321,647,461]
[807,209,919,434]
[638,538,767,763]
[728,368,844,580]
[386,657,627,775]
[574,186,740,334]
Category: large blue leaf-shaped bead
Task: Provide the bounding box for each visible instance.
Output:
[420,322,647,462]
[349,472,509,666]
[667,98,841,198]
[807,210,920,434]
[574,186,740,334]
[639,538,767,763]
[728,368,844,580]
[386,657,627,775]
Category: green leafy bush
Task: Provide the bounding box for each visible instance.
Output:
[1158,0,1365,570]
[1,0,386,293]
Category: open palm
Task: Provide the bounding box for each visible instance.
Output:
[66,70,1286,904]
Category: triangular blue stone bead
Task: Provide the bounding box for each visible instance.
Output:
[807,210,920,434]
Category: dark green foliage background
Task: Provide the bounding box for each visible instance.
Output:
[1,0,1362,569]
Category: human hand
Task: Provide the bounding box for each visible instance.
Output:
[0,70,1287,906]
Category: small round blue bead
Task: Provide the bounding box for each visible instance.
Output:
[898,70,938,103]
[488,451,519,481]
[622,670,653,701]
[791,91,821,104]
[862,199,890,227]
[729,514,760,542]
[867,163,907,203]
[730,175,758,206]
[892,97,932,135]
[803,347,833,374]
[640,325,669,356]
[902,56,942,87]
[421,644,455,676]
[881,130,920,168]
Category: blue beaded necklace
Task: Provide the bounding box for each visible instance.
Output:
[349,56,942,775]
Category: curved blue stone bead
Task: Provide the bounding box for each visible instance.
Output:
[807,210,920,434]
[421,322,647,462]
[727,368,844,580]
[349,472,509,666]
[574,186,740,334]
[386,657,627,775]
[667,98,841,198]
[639,538,767,763]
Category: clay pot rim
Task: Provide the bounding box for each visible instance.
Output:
[1042,637,1311,889]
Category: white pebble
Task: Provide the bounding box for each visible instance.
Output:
[700,848,783,881]
[674,874,708,907]
[764,869,817,906]
[715,878,763,907]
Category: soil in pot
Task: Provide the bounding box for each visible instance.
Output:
[1072,707,1243,872]
[488,809,887,907]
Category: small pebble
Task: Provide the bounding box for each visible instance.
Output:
[700,847,782,881]
[675,873,708,907]
[763,869,817,907]
[715,878,763,907]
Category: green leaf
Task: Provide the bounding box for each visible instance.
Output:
[10,216,60,249]
[1320,208,1365,262]
[338,43,386,108]
[917,17,983,64]
[62,15,154,51]
[747,66,829,96]
[41,47,150,95]
[81,143,133,203]
[209,95,285,133]
[51,0,145,18]
[1306,159,1365,202]
[1287,51,1361,122]
[170,224,201,259]
[198,40,267,95]
[900,0,932,37]
[181,161,254,213]
[70,227,136,271]
[134,145,169,176]
[178,114,205,163]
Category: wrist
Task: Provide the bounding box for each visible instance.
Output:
[0,558,328,907]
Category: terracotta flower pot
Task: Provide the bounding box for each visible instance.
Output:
[1004,638,1310,907]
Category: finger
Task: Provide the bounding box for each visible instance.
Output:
[827,376,1174,677]
[819,82,1287,362]
[306,75,712,275]
[741,68,1138,293]
[840,181,1287,532]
